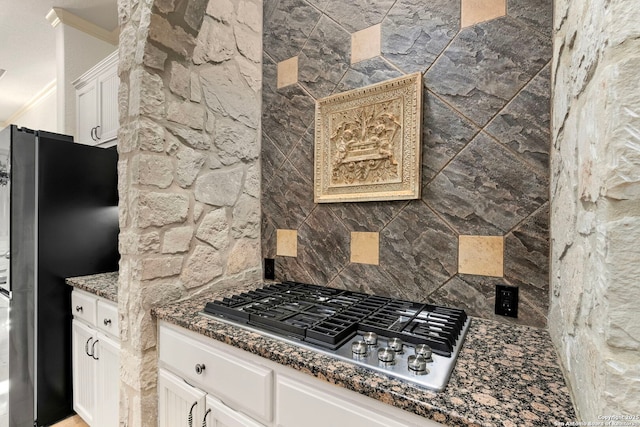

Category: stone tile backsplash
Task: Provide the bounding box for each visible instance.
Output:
[262,0,552,328]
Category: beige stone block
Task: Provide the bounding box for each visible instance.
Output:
[458,235,504,277]
[181,244,224,289]
[140,256,183,280]
[176,146,206,188]
[276,229,297,257]
[277,57,298,89]
[193,19,236,65]
[237,0,261,32]
[206,0,234,23]
[461,0,506,28]
[227,239,261,274]
[136,192,189,229]
[162,226,194,254]
[169,61,189,98]
[351,24,381,64]
[235,25,261,63]
[148,14,196,58]
[195,168,244,207]
[350,232,379,265]
[137,118,165,153]
[132,154,174,189]
[196,208,230,249]
[167,101,205,130]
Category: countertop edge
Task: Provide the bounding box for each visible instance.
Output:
[65,271,119,303]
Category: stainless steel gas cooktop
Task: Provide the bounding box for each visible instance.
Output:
[201,281,471,391]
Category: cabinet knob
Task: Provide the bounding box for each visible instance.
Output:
[103,318,112,326]
[76,305,83,313]
[195,363,205,375]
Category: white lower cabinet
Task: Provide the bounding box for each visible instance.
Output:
[96,333,120,427]
[158,369,207,427]
[72,320,97,424]
[71,289,120,427]
[276,375,412,427]
[158,369,263,427]
[206,395,265,427]
[158,322,445,427]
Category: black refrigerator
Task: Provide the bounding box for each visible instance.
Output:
[0,125,120,427]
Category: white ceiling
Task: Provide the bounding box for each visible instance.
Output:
[0,0,118,125]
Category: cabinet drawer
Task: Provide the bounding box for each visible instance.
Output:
[276,375,421,427]
[96,300,119,338]
[71,290,97,326]
[159,325,273,424]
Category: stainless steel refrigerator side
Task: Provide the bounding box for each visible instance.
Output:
[0,126,11,298]
[9,125,37,427]
[36,134,119,426]
[0,125,11,427]
[0,126,119,427]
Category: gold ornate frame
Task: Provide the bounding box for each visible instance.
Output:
[314,73,422,203]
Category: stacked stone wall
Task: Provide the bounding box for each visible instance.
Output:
[550,0,640,418]
[116,0,262,424]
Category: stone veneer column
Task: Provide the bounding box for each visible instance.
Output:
[550,0,640,418]
[116,0,262,424]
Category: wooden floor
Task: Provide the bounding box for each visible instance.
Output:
[52,415,89,427]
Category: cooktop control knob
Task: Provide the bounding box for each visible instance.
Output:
[351,340,368,358]
[408,355,429,375]
[377,347,396,365]
[388,337,404,354]
[362,332,378,346]
[415,344,433,362]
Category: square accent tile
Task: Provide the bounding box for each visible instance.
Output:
[350,232,379,265]
[461,0,506,28]
[276,229,298,257]
[277,56,299,89]
[458,235,504,277]
[351,24,381,64]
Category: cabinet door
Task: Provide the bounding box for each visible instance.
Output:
[205,395,265,427]
[96,63,119,143]
[96,333,120,427]
[76,80,98,145]
[158,368,207,427]
[72,319,97,425]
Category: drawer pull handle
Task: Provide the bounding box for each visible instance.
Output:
[76,305,83,313]
[85,337,93,357]
[188,401,198,427]
[195,363,205,375]
[91,339,99,361]
[202,408,211,427]
[104,318,112,326]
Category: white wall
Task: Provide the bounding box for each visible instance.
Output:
[8,83,58,133]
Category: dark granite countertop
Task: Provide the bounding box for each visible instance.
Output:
[152,283,577,427]
[66,271,119,302]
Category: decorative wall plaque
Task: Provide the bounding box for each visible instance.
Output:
[314,73,422,203]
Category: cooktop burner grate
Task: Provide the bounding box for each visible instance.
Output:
[204,281,468,356]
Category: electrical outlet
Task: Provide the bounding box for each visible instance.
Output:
[264,258,275,280]
[495,285,518,318]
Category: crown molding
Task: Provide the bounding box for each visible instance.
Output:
[46,7,118,46]
[1,80,57,130]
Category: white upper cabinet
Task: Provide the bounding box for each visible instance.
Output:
[73,51,119,148]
